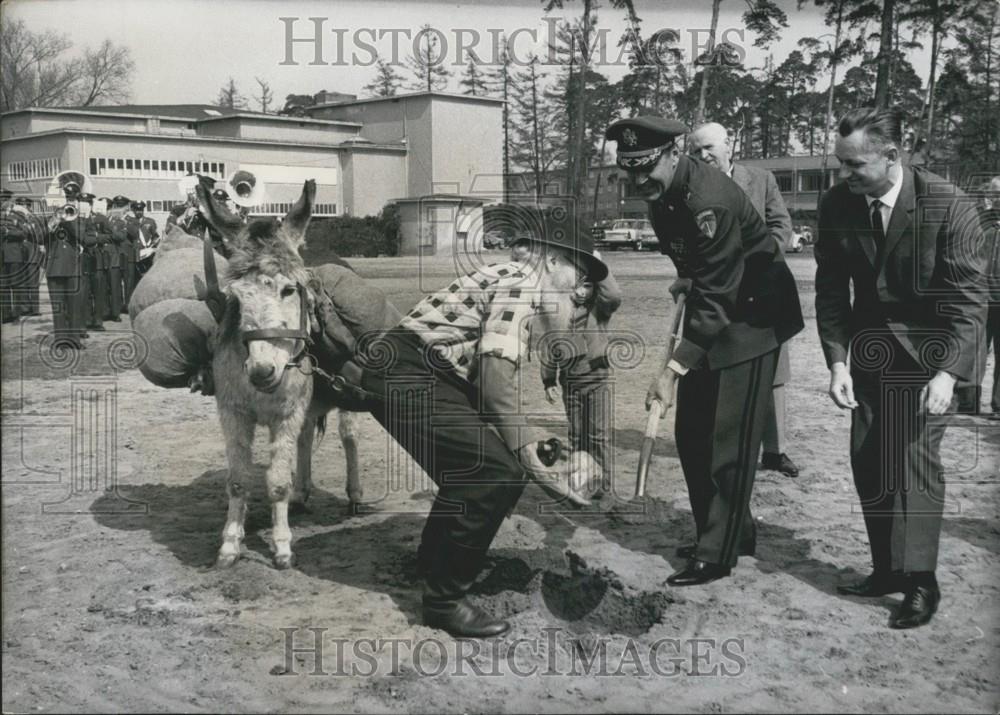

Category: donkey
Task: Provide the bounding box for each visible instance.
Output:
[200,181,362,569]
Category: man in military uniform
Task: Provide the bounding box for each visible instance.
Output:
[2,190,29,323]
[91,197,117,322]
[605,116,804,586]
[105,196,128,320]
[122,200,140,307]
[77,193,104,332]
[47,199,86,348]
[132,200,159,276]
[110,196,131,313]
[17,197,46,317]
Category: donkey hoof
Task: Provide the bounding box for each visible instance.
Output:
[216,552,240,569]
[274,553,295,570]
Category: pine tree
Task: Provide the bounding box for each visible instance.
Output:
[363,58,404,97]
[458,59,489,96]
[406,24,451,92]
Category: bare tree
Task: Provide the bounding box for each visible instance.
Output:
[1,19,133,111]
[216,77,248,109]
[74,39,134,106]
[459,60,489,96]
[254,77,274,113]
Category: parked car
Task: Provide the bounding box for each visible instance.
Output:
[482,229,510,249]
[599,218,659,251]
[788,225,812,253]
[591,220,612,245]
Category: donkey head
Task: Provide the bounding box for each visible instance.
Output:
[201,180,318,392]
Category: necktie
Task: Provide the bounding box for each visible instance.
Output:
[870,199,886,254]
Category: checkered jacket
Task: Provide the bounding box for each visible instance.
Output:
[398,261,541,382]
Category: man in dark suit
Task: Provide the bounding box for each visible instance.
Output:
[17,198,46,317]
[606,116,804,586]
[688,121,800,479]
[815,106,987,629]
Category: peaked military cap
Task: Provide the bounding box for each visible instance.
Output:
[77,192,95,204]
[111,195,131,207]
[131,200,146,210]
[605,116,689,169]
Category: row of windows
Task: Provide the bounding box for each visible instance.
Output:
[4,158,61,181]
[105,199,338,216]
[88,157,227,180]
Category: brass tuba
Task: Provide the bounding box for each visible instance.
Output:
[223,169,266,208]
[54,170,91,199]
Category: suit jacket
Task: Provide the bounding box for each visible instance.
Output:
[731,163,793,252]
[649,155,804,370]
[815,166,987,382]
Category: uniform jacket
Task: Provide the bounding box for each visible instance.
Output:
[815,166,987,382]
[80,216,100,273]
[46,219,83,278]
[649,154,804,371]
[123,216,140,263]
[730,163,793,252]
[2,209,29,264]
[90,214,114,270]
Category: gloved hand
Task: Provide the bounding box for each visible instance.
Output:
[668,278,692,303]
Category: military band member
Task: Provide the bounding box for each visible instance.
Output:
[122,200,140,306]
[605,116,804,586]
[47,202,86,348]
[105,197,127,319]
[1,191,29,323]
[77,193,104,331]
[93,197,121,321]
[18,197,45,317]
[133,201,158,276]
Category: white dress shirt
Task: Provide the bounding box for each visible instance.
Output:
[865,163,904,230]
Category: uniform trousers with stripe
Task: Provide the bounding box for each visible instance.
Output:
[676,348,779,567]
[361,328,528,555]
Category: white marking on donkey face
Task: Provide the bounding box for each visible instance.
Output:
[229,272,306,393]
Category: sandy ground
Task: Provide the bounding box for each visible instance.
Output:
[2,251,998,714]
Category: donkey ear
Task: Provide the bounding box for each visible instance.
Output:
[281,180,315,250]
[196,184,243,244]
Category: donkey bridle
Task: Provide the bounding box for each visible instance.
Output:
[202,235,313,368]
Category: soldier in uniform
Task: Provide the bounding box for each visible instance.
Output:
[1,190,28,323]
[77,193,105,332]
[122,200,140,307]
[47,200,86,348]
[91,197,117,322]
[134,201,159,276]
[18,197,46,317]
[605,116,804,586]
[105,196,128,320]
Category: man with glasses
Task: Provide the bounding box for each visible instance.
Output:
[605,116,804,586]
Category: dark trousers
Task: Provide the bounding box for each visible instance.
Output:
[560,367,612,473]
[25,261,41,314]
[989,306,1000,413]
[361,329,527,556]
[88,269,108,327]
[676,349,778,567]
[850,333,948,574]
[106,267,123,319]
[46,275,85,340]
[123,261,137,310]
[1,261,24,322]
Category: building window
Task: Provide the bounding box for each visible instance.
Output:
[774,172,793,193]
[89,158,98,174]
[169,161,176,172]
[799,171,823,192]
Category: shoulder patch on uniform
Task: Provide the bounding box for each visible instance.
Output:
[695,209,717,239]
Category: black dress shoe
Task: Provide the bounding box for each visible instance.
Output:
[836,572,905,597]
[676,540,755,559]
[761,452,799,478]
[666,559,731,587]
[890,584,940,629]
[423,598,510,638]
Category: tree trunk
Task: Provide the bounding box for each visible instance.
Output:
[695,0,722,125]
[592,135,606,220]
[818,4,844,210]
[925,18,939,157]
[531,65,542,201]
[874,0,895,108]
[571,0,593,201]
